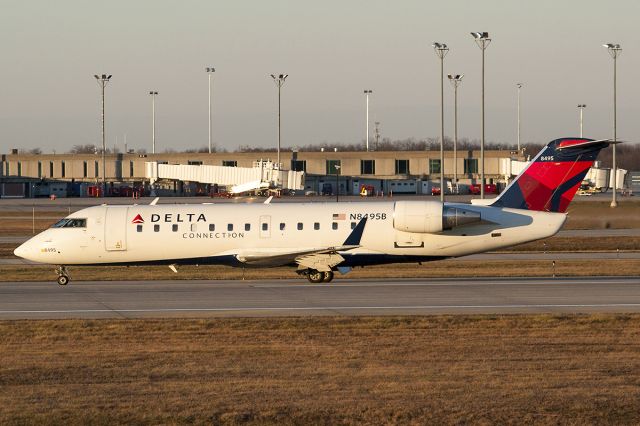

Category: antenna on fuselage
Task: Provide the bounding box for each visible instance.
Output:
[150,197,160,206]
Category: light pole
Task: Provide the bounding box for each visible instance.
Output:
[149,91,158,154]
[206,67,215,153]
[471,31,491,199]
[577,104,587,137]
[335,164,341,203]
[94,74,111,197]
[364,90,373,151]
[516,83,523,151]
[270,74,288,169]
[433,43,449,202]
[604,43,621,208]
[448,74,463,188]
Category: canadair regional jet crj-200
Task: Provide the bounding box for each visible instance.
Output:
[15,138,616,285]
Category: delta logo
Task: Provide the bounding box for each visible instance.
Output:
[132,214,144,224]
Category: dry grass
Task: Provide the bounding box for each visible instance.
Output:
[0,218,61,235]
[1,315,640,424]
[0,244,16,258]
[0,210,67,217]
[505,236,640,252]
[565,201,640,229]
[1,259,639,282]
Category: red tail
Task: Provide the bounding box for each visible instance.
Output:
[491,138,614,213]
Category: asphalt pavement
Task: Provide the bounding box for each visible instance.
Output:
[0,276,639,319]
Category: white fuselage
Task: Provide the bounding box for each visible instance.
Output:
[15,200,566,267]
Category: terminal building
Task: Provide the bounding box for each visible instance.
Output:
[1,148,525,198]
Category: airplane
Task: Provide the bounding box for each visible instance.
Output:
[14,137,615,286]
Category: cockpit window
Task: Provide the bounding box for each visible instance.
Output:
[52,218,87,228]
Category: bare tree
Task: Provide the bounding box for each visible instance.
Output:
[69,144,99,154]
[18,148,43,154]
[597,143,640,171]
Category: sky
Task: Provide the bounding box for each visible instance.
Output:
[1,0,639,153]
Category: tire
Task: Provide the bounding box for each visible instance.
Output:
[307,270,324,284]
[57,275,69,286]
[322,271,334,283]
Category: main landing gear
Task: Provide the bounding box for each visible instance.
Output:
[55,266,70,286]
[305,269,334,284]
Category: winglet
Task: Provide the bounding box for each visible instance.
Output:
[343,217,368,246]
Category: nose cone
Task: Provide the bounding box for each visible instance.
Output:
[14,242,29,259]
[14,238,42,262]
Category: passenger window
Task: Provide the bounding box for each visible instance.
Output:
[137,225,143,232]
[190,223,197,232]
[314,222,320,230]
[297,222,303,230]
[280,223,285,231]
[154,224,160,232]
[351,222,356,229]
[332,222,338,230]
[228,224,233,231]
[209,224,215,231]
[262,223,268,231]
[245,223,251,231]
[172,224,178,232]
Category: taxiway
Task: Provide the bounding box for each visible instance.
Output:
[0,276,639,319]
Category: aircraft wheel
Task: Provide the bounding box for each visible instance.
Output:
[57,275,69,286]
[307,270,324,284]
[322,271,334,283]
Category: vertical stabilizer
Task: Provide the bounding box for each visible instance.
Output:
[491,138,613,213]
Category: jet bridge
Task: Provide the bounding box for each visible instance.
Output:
[499,158,627,191]
[145,160,304,194]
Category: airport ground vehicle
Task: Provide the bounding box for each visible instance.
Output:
[14,138,615,285]
[469,183,497,195]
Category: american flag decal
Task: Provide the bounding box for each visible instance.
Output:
[333,213,346,220]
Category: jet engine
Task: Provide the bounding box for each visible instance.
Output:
[393,201,481,233]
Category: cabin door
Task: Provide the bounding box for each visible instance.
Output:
[259,215,271,239]
[104,207,128,251]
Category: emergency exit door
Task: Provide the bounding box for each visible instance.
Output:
[105,207,128,251]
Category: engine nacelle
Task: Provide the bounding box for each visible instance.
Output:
[393,201,481,233]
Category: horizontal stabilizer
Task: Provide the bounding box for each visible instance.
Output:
[556,138,619,150]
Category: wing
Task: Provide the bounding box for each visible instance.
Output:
[233,217,368,270]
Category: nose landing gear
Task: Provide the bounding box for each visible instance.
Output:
[55,266,70,286]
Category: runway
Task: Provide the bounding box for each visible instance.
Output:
[0,276,639,319]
